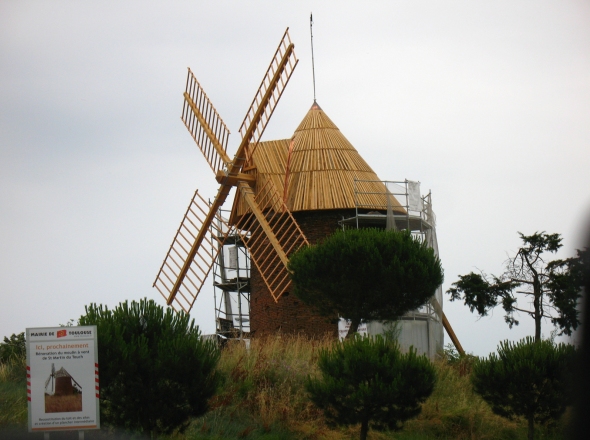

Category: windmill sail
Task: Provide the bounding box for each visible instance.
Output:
[238,28,298,164]
[154,189,229,313]
[157,28,299,309]
[44,363,55,395]
[182,70,231,173]
[235,180,308,301]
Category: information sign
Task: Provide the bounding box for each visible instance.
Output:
[26,326,100,432]
[338,318,368,340]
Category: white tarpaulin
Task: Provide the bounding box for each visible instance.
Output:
[227,246,238,269]
[407,181,422,212]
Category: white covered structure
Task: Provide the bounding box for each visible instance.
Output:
[338,179,444,360]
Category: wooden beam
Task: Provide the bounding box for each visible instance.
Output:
[183,92,232,166]
[442,313,465,356]
[238,182,289,269]
[430,297,465,356]
[215,170,256,186]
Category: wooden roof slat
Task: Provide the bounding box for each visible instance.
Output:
[231,103,407,219]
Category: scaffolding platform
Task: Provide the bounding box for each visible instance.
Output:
[211,209,251,340]
[213,277,250,293]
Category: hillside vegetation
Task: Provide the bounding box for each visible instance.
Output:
[0,334,569,439]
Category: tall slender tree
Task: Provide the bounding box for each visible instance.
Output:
[447,232,587,342]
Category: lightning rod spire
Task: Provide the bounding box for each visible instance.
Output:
[310,13,317,103]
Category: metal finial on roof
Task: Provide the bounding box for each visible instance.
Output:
[310,13,317,103]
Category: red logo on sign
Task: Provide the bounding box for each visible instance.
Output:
[57,330,67,338]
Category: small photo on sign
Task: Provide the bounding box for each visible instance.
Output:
[44,363,82,413]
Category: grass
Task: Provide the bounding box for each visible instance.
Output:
[0,355,27,429]
[0,335,570,439]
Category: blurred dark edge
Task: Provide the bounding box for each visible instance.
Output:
[569,221,590,439]
[0,427,150,439]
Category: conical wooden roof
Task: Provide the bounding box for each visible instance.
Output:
[230,102,405,221]
[284,102,405,213]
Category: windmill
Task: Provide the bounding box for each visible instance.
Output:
[153,28,465,356]
[153,28,309,317]
[44,365,82,396]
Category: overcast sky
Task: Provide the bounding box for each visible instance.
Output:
[1,1,589,356]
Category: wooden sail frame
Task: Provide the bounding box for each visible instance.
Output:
[234,180,309,301]
[239,28,298,163]
[153,189,229,313]
[155,28,300,308]
[182,69,231,173]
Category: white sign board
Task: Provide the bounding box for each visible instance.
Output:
[26,326,100,432]
[338,318,368,341]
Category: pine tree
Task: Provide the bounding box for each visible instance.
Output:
[79,298,220,436]
[471,337,576,440]
[307,335,435,440]
[289,228,443,338]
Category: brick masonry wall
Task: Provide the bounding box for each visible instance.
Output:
[250,209,356,338]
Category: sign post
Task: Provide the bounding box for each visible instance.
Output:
[26,326,100,435]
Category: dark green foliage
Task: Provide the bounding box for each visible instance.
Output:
[546,247,589,332]
[0,333,26,364]
[471,337,577,440]
[447,273,516,317]
[307,335,435,440]
[78,298,220,436]
[447,232,587,341]
[289,228,443,337]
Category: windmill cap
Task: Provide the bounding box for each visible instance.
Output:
[311,100,322,110]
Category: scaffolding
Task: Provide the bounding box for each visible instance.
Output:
[339,179,444,359]
[211,209,251,340]
[208,180,444,357]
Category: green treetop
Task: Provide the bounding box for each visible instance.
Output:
[288,228,443,338]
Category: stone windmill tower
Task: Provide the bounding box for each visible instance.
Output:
[153,29,463,357]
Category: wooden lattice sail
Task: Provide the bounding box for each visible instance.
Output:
[154,190,229,313]
[234,180,309,301]
[154,28,303,311]
[182,70,231,174]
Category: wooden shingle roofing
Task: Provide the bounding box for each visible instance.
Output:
[231,102,405,220]
[284,102,405,213]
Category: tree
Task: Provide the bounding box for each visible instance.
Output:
[447,232,587,342]
[0,332,26,382]
[307,335,435,440]
[471,337,576,440]
[0,332,26,363]
[288,228,443,338]
[78,298,220,436]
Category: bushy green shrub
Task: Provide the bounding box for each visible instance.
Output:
[289,228,443,338]
[0,333,26,384]
[0,333,25,364]
[306,335,436,440]
[78,298,220,436]
[471,337,576,440]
